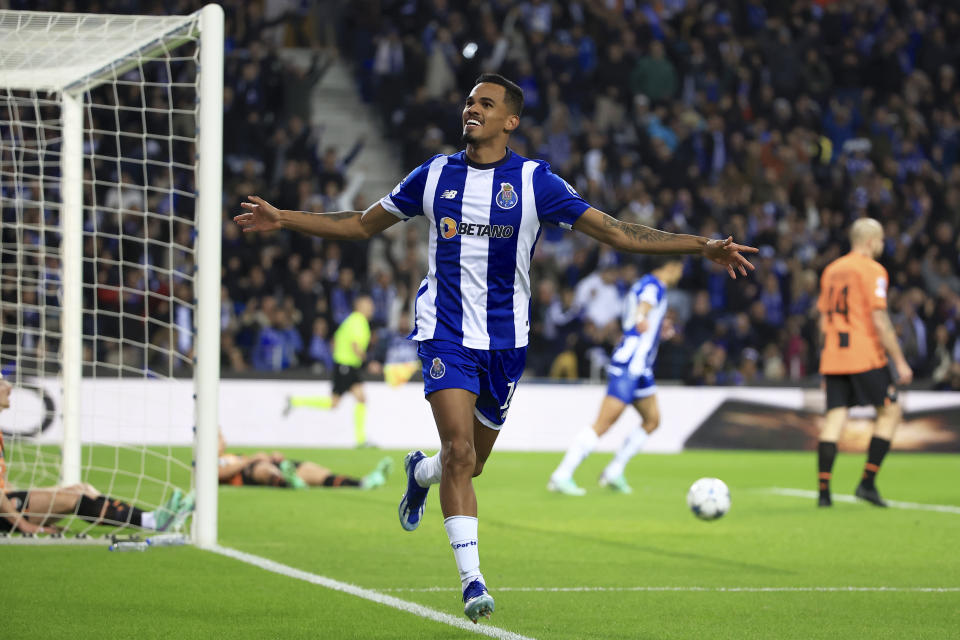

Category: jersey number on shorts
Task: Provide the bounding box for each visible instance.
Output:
[500,381,517,420]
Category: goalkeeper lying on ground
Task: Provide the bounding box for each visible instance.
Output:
[218,431,392,489]
[0,375,195,535]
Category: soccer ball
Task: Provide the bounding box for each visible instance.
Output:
[686,477,730,520]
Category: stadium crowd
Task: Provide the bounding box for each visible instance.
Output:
[223,0,960,389]
[4,0,960,390]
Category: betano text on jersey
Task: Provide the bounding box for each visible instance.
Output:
[379,150,589,350]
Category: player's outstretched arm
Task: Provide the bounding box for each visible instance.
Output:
[233,196,400,240]
[573,208,758,279]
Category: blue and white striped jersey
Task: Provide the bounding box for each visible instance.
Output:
[610,274,668,376]
[379,150,589,350]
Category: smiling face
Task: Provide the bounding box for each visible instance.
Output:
[462,82,519,146]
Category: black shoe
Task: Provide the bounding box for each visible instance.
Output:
[818,493,832,507]
[855,483,887,507]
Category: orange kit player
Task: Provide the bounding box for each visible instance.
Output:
[816,218,913,508]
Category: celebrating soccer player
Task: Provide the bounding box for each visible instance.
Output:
[233,74,757,622]
[816,218,913,507]
[549,258,684,496]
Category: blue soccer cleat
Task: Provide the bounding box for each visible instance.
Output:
[398,451,429,531]
[462,579,495,623]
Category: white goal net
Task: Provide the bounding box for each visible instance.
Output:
[0,6,222,544]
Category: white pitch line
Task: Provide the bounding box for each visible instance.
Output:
[768,487,960,514]
[380,586,960,593]
[208,545,536,640]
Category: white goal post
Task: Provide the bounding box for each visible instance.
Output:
[0,5,222,546]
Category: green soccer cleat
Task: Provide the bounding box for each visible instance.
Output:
[154,488,184,532]
[547,477,586,496]
[171,490,196,531]
[599,474,633,494]
[361,456,394,489]
[280,460,308,489]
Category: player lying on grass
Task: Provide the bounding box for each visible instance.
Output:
[0,375,194,535]
[218,431,392,489]
[549,258,684,495]
[816,217,913,508]
[234,73,756,623]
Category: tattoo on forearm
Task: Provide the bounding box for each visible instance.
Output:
[601,216,673,244]
[322,211,361,221]
[285,209,365,240]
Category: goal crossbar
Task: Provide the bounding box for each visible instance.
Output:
[0,11,198,93]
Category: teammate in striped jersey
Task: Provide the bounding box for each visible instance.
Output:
[234,73,757,622]
[549,259,683,496]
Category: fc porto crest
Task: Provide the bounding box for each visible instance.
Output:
[429,357,446,379]
[495,182,518,209]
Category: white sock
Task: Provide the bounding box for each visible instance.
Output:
[603,427,649,480]
[141,511,157,530]
[414,451,442,488]
[444,515,483,591]
[551,427,599,483]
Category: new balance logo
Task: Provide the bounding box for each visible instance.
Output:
[440,190,458,199]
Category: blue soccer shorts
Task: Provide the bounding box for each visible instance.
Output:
[417,339,526,430]
[605,363,657,404]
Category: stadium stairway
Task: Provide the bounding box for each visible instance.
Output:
[309,57,401,204]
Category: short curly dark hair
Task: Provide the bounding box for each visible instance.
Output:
[474,73,524,116]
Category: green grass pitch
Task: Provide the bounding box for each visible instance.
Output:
[3,448,958,639]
